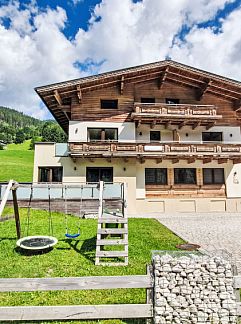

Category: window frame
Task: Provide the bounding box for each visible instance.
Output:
[87,128,118,142]
[145,168,168,185]
[141,97,155,104]
[150,131,161,142]
[202,132,223,142]
[100,99,118,109]
[165,98,180,104]
[203,168,225,185]
[174,168,197,185]
[86,167,113,183]
[38,167,63,183]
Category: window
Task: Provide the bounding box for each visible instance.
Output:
[150,131,161,142]
[145,168,167,185]
[101,99,118,109]
[141,98,155,103]
[203,168,224,185]
[174,168,196,184]
[166,98,180,104]
[86,167,113,183]
[39,167,63,183]
[88,128,118,141]
[202,132,222,142]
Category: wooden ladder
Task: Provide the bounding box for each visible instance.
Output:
[95,182,128,266]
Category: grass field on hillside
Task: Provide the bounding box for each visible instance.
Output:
[0,208,184,323]
[0,140,34,182]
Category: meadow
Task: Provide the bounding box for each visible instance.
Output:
[0,140,34,182]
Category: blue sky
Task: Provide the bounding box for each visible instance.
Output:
[0,0,241,119]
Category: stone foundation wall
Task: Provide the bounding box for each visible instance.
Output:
[152,253,237,324]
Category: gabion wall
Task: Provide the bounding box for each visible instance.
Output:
[152,253,237,324]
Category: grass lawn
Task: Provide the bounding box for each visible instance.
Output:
[0,208,184,323]
[0,140,34,182]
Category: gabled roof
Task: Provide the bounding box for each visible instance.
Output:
[35,60,241,132]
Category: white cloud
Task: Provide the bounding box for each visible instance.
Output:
[0,0,240,120]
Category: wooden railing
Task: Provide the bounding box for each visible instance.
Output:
[133,103,221,119]
[0,273,153,321]
[69,142,241,158]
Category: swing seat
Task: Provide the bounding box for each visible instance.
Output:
[65,233,80,239]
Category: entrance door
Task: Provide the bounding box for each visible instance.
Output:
[86,167,113,183]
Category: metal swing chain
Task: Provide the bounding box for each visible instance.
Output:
[48,186,54,236]
[25,185,33,237]
[64,186,68,235]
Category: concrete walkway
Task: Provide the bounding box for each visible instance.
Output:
[157,213,241,274]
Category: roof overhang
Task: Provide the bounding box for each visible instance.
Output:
[35,60,241,132]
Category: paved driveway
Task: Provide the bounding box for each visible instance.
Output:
[157,213,241,274]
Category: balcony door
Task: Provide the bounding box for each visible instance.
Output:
[88,128,118,141]
[86,167,113,183]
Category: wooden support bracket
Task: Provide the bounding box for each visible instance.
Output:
[54,90,62,106]
[206,122,215,130]
[196,80,211,100]
[192,121,201,130]
[120,76,124,95]
[76,85,82,103]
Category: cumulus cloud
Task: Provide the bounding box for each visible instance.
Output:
[0,0,240,119]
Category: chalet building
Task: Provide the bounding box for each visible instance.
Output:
[34,60,241,215]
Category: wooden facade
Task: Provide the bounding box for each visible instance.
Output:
[34,60,241,205]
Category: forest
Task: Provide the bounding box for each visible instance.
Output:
[0,106,67,148]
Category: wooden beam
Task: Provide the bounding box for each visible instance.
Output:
[172,158,179,164]
[232,159,241,164]
[234,99,241,111]
[53,90,62,106]
[76,85,82,103]
[178,121,186,130]
[156,158,162,164]
[158,67,169,89]
[123,157,129,163]
[192,121,201,130]
[203,158,212,164]
[218,158,228,164]
[135,120,141,128]
[206,122,215,130]
[196,80,211,100]
[150,120,156,129]
[165,121,171,129]
[120,76,124,95]
[0,304,153,321]
[187,157,195,164]
[12,186,21,240]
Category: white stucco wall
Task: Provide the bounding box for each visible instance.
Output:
[135,125,241,143]
[69,121,136,142]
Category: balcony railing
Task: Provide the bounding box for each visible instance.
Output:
[69,141,241,161]
[131,103,222,128]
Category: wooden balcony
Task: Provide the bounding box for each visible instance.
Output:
[131,103,222,129]
[69,142,241,163]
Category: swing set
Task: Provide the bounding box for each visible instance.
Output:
[0,181,85,251]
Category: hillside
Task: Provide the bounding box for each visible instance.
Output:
[0,140,34,182]
[0,106,43,144]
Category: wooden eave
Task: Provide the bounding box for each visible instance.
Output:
[35,60,241,132]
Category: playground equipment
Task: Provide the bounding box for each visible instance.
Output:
[95,182,128,266]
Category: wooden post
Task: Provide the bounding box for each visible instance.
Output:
[12,186,21,239]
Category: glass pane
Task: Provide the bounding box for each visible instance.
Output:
[101,100,118,109]
[145,168,167,185]
[156,169,167,184]
[214,169,224,184]
[202,132,222,142]
[203,169,212,184]
[174,168,196,184]
[100,168,113,183]
[86,168,99,183]
[145,169,156,184]
[52,167,63,182]
[39,168,49,182]
[150,131,161,141]
[166,98,180,104]
[141,98,155,103]
[105,129,118,141]
[88,129,101,141]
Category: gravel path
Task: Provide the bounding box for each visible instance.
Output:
[157,213,241,274]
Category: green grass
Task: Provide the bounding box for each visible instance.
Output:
[0,209,184,323]
[0,140,34,182]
